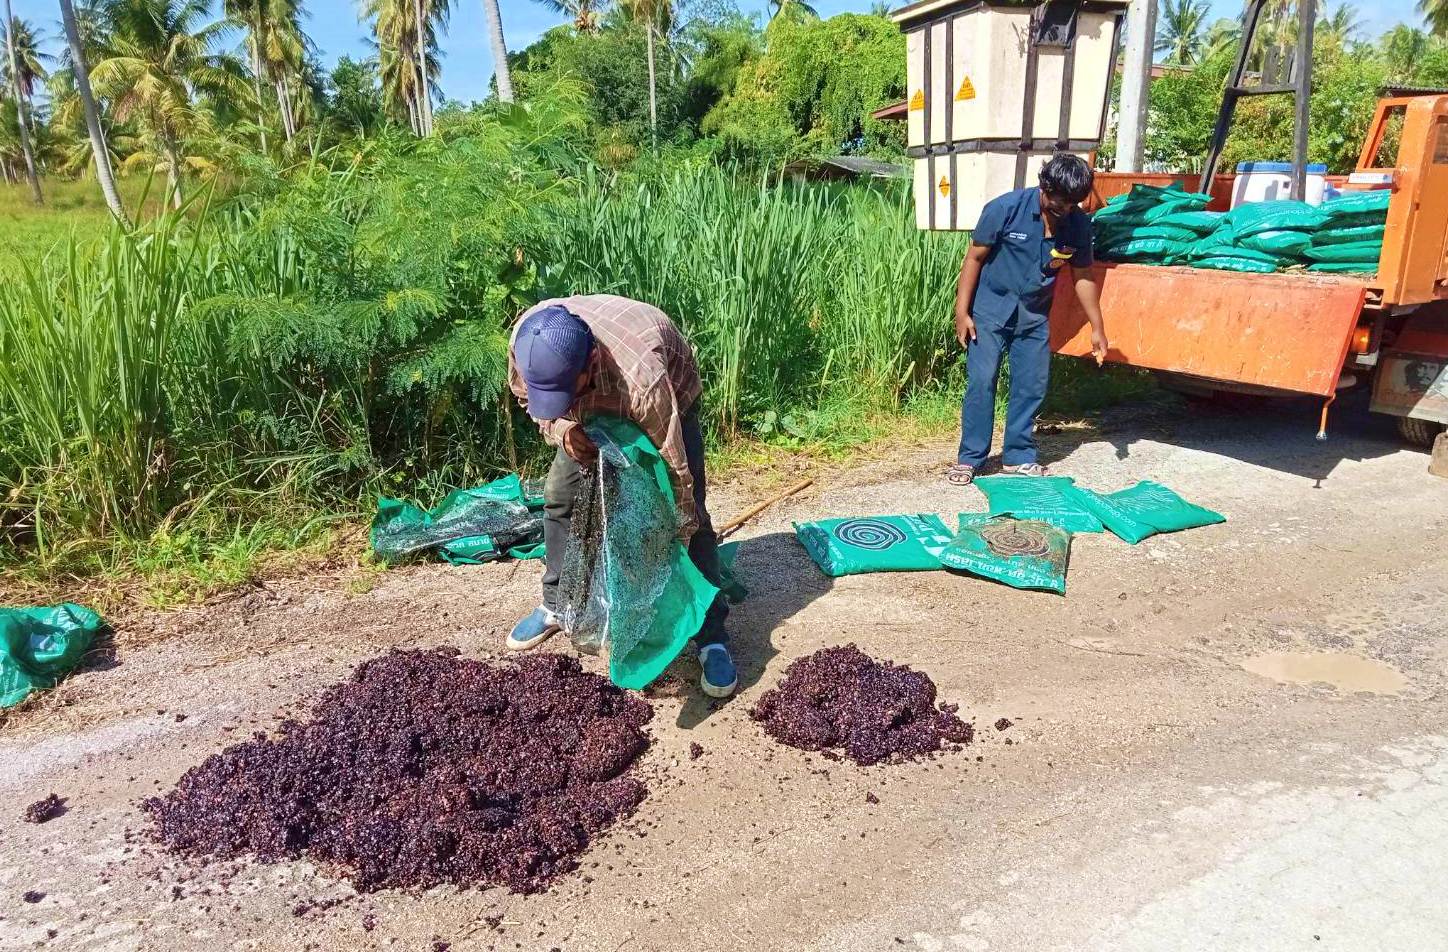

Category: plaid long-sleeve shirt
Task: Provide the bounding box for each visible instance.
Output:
[508,295,705,537]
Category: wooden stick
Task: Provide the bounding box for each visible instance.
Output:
[717,478,813,539]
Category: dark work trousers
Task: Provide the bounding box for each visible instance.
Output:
[540,407,728,647]
[957,303,1052,469]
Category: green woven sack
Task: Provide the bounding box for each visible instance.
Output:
[1322,189,1391,220]
[932,515,1072,594]
[974,476,1104,534]
[1305,240,1383,264]
[1185,231,1292,265]
[1240,230,1313,255]
[371,474,544,565]
[1102,238,1191,262]
[1153,210,1225,234]
[1226,200,1329,237]
[794,514,953,577]
[1141,198,1212,223]
[1192,256,1281,274]
[2,604,104,708]
[557,416,720,690]
[1121,225,1200,242]
[1063,481,1225,545]
[1308,261,1379,274]
[1313,223,1385,246]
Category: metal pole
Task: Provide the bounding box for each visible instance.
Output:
[1290,0,1317,201]
[1114,0,1158,173]
[1198,0,1265,194]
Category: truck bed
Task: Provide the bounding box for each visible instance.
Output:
[1050,262,1369,398]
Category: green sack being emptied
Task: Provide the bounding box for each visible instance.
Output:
[1,604,105,708]
[557,416,720,690]
[933,515,1072,594]
[1064,480,1226,544]
[974,475,1104,534]
[794,514,953,577]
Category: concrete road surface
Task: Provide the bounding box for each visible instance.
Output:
[3,394,1447,951]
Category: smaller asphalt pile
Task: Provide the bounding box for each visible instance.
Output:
[23,794,66,824]
[750,645,973,766]
[144,649,652,894]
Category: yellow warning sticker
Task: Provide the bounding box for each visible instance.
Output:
[955,76,977,101]
[909,89,925,111]
[938,175,951,198]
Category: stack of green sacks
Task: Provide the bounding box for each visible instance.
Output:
[1183,200,1328,273]
[1092,184,1216,265]
[1304,190,1391,275]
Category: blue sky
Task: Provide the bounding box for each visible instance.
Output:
[10,0,1428,106]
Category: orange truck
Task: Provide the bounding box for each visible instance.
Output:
[887,0,1448,466]
[1049,94,1448,453]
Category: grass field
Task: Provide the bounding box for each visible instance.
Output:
[0,179,162,276]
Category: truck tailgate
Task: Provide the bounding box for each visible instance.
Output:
[1049,263,1368,397]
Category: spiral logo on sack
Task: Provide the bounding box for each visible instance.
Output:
[833,519,908,550]
[981,522,1052,558]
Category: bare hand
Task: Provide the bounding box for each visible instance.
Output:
[561,427,597,465]
[955,312,977,349]
[1091,329,1109,366]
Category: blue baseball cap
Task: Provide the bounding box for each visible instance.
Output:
[513,305,594,421]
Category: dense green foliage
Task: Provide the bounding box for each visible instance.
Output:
[1144,25,1448,173]
[0,92,971,576]
[701,13,906,164]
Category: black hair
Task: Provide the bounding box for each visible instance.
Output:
[1039,154,1094,204]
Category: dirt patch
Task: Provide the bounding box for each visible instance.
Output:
[143,648,652,894]
[22,793,66,823]
[749,645,973,766]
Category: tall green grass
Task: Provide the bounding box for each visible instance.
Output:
[4,151,1136,586]
[549,167,970,435]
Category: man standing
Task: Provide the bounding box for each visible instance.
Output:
[945,154,1110,486]
[505,295,737,699]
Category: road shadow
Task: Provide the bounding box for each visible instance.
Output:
[1037,387,1407,487]
[672,530,833,730]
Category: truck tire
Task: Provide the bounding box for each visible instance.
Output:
[1398,416,1446,447]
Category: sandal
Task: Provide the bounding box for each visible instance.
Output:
[945,463,977,486]
[1000,462,1049,477]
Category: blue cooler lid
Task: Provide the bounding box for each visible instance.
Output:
[1237,161,1328,174]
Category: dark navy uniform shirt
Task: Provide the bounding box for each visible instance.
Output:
[970,186,1094,326]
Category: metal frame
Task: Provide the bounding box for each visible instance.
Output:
[902,0,1126,190]
[1198,0,1317,199]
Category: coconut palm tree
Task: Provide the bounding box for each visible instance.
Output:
[90,0,247,208]
[223,0,272,149]
[364,0,440,131]
[1319,2,1362,46]
[1421,0,1448,37]
[1154,0,1210,65]
[57,0,129,224]
[481,0,512,102]
[1382,24,1430,77]
[1,6,41,202]
[532,0,602,34]
[619,0,671,143]
[766,0,818,22]
[1,16,48,105]
[260,0,312,141]
[1203,16,1239,60]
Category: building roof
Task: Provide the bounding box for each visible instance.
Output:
[781,156,909,179]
